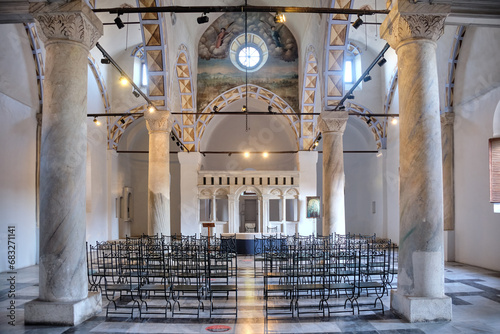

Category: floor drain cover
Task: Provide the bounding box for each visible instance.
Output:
[206,325,232,332]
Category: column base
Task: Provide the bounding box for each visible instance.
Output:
[391,290,452,322]
[25,292,102,326]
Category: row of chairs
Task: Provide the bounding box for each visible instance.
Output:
[259,234,396,318]
[86,234,238,319]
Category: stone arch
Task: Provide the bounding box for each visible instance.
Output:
[174,45,196,152]
[199,188,213,199]
[346,102,384,149]
[269,188,283,197]
[195,84,300,150]
[235,185,262,199]
[301,47,319,150]
[285,188,299,196]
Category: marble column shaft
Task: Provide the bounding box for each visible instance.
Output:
[318,111,349,236]
[441,112,455,231]
[145,110,173,236]
[34,1,102,303]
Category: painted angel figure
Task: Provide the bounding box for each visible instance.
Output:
[261,20,284,47]
[215,22,234,48]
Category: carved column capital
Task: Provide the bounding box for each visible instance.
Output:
[145,110,173,133]
[318,111,349,134]
[441,112,455,127]
[381,1,449,50]
[31,0,102,49]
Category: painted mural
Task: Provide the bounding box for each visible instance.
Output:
[197,12,299,112]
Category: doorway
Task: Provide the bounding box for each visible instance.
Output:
[239,192,259,233]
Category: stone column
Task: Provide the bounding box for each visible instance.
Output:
[24,0,102,326]
[381,0,452,322]
[297,151,318,236]
[441,112,455,231]
[318,111,349,236]
[145,110,173,236]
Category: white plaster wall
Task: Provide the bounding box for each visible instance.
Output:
[86,65,111,244]
[453,26,500,271]
[0,24,39,271]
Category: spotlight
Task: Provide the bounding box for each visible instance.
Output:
[391,118,398,125]
[378,57,387,67]
[114,14,125,29]
[120,118,126,124]
[148,105,156,113]
[366,118,372,125]
[228,153,232,157]
[197,13,209,24]
[317,134,321,141]
[101,58,110,64]
[338,105,346,111]
[274,12,286,24]
[314,141,319,147]
[132,90,140,98]
[171,135,175,140]
[263,152,269,158]
[268,105,273,113]
[347,94,355,99]
[213,105,218,112]
[352,16,363,29]
[244,151,250,158]
[93,117,101,126]
[363,75,372,82]
[119,76,128,86]
[242,105,247,112]
[176,141,180,146]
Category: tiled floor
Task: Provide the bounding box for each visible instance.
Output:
[1,258,500,333]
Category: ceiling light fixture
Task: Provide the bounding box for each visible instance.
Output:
[132,90,140,98]
[213,105,219,112]
[93,117,101,126]
[114,14,125,29]
[263,152,269,158]
[352,15,363,29]
[242,105,247,112]
[244,151,250,158]
[268,105,273,113]
[363,75,372,82]
[119,76,128,86]
[377,57,387,67]
[101,57,110,64]
[197,13,209,24]
[347,94,355,99]
[148,105,156,113]
[391,118,398,125]
[274,12,286,23]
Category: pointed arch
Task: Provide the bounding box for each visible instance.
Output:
[324,0,355,108]
[346,102,384,150]
[195,84,301,150]
[174,45,196,152]
[300,47,319,150]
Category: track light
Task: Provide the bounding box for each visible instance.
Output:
[176,141,180,146]
[268,105,273,113]
[366,118,372,125]
[213,105,218,112]
[363,75,372,82]
[120,118,126,124]
[338,105,346,111]
[242,105,247,112]
[101,58,110,64]
[197,13,209,24]
[263,152,269,158]
[347,94,355,99]
[244,151,250,158]
[119,76,128,86]
[352,16,363,29]
[317,134,321,141]
[391,118,398,125]
[148,105,155,113]
[171,134,175,140]
[274,12,286,24]
[132,90,140,98]
[114,14,125,29]
[378,57,387,67]
[93,117,100,126]
[314,141,319,147]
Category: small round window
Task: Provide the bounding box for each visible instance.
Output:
[230,33,268,72]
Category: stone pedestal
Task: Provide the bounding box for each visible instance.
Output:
[381,0,452,322]
[317,111,348,236]
[24,0,103,326]
[145,110,173,236]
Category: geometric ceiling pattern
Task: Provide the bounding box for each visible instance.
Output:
[325,0,353,107]
[196,84,301,150]
[174,45,196,152]
[137,0,168,109]
[300,48,319,150]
